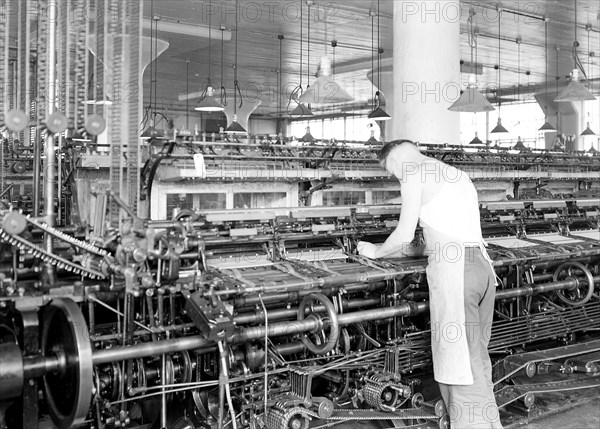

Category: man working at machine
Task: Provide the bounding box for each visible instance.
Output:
[357,140,503,429]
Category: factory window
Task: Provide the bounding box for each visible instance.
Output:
[166,193,227,215]
[372,190,401,204]
[460,101,545,147]
[233,192,287,209]
[322,191,366,206]
[290,117,380,142]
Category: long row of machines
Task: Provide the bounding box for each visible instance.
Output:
[0,196,598,429]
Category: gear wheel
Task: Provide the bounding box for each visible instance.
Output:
[265,406,310,429]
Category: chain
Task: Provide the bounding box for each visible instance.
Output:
[327,407,437,421]
[0,228,105,279]
[25,215,108,256]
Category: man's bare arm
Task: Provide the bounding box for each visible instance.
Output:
[374,171,423,258]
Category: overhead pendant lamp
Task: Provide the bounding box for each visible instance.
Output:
[448,81,495,112]
[195,88,224,111]
[276,34,284,138]
[491,118,508,134]
[299,56,353,104]
[300,126,315,142]
[225,0,246,134]
[538,18,556,132]
[580,26,596,136]
[195,0,224,112]
[555,69,597,102]
[491,8,509,134]
[298,13,352,105]
[512,136,528,151]
[289,103,314,117]
[449,8,494,113]
[539,121,556,131]
[368,103,391,120]
[289,0,313,118]
[366,129,379,144]
[581,122,596,136]
[469,133,483,145]
[555,0,596,102]
[367,2,391,121]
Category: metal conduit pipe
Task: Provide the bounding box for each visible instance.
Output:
[231,283,386,307]
[496,276,600,300]
[233,297,381,325]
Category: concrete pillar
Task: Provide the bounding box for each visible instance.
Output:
[392,1,461,144]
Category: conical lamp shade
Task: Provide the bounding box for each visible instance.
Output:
[289,103,314,118]
[539,121,556,132]
[554,69,596,102]
[448,86,495,112]
[225,117,247,134]
[368,106,391,121]
[588,145,599,154]
[491,118,508,133]
[300,126,315,142]
[469,133,483,145]
[581,122,596,136]
[195,95,224,112]
[512,138,528,151]
[298,56,353,104]
[366,130,379,144]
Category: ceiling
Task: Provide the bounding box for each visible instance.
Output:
[143,0,600,120]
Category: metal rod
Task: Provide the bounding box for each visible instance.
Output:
[160,354,167,428]
[43,0,58,281]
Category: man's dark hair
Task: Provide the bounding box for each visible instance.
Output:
[378,139,416,163]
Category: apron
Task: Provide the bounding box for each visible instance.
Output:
[418,162,494,386]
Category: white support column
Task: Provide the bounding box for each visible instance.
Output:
[392,1,461,144]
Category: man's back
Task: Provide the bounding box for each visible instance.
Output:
[415,158,484,247]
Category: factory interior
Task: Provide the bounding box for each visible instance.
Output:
[1,0,600,428]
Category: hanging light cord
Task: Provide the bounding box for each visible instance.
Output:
[233,0,242,111]
[200,0,213,101]
[220,26,227,106]
[497,9,502,111]
[555,46,560,130]
[572,0,588,79]
[186,59,189,129]
[332,41,336,76]
[376,0,383,107]
[153,15,159,124]
[141,0,155,128]
[586,24,591,82]
[467,8,477,75]
[517,37,521,102]
[371,10,374,110]
[278,35,283,128]
[287,0,303,112]
[544,19,549,114]
[307,1,311,90]
[208,0,212,85]
[149,0,154,118]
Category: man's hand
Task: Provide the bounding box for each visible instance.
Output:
[357,241,379,259]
